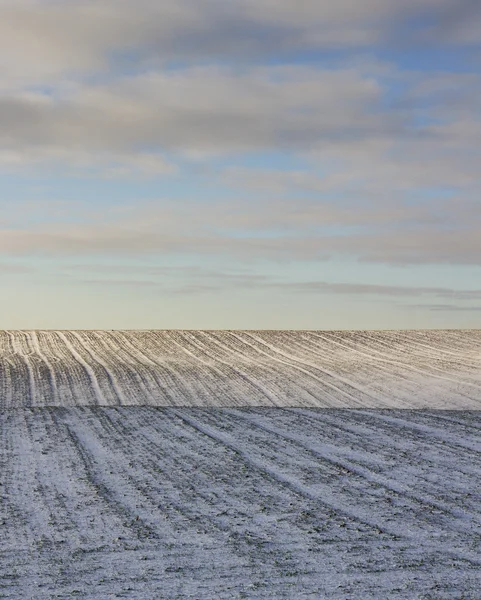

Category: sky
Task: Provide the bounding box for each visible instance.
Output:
[1,0,481,330]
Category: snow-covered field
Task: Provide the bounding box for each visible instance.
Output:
[1,329,480,408]
[1,331,481,598]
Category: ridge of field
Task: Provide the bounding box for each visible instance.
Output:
[0,329,480,408]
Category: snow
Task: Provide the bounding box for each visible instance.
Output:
[1,407,480,598]
[1,330,481,597]
[0,329,480,408]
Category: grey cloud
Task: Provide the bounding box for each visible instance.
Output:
[0,262,33,273]
[0,147,175,177]
[0,0,465,89]
[26,250,477,297]
[0,1,479,269]
[55,265,481,302]
[0,67,391,160]
[57,265,272,294]
[2,64,478,189]
[1,191,480,265]
[349,230,481,267]
[221,159,479,199]
[421,0,481,45]
[410,304,481,312]
[272,282,481,299]
[66,263,267,281]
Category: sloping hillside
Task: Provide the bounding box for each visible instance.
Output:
[0,330,480,408]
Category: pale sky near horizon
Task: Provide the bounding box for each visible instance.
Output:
[1,0,480,330]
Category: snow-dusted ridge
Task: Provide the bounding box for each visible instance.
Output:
[1,329,480,408]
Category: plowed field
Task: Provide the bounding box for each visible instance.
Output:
[1,331,480,598]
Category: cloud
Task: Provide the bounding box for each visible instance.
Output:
[0,66,389,161]
[1,0,479,182]
[0,186,480,266]
[2,62,480,192]
[0,262,33,273]
[271,282,481,299]
[0,0,468,90]
[56,264,481,302]
[0,0,480,270]
[40,259,481,299]
[1,59,479,181]
[411,304,481,312]
[421,0,481,45]
[0,147,176,178]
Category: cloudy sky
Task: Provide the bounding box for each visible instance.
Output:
[1,0,480,329]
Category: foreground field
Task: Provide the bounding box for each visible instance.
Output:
[1,407,481,599]
[0,330,480,408]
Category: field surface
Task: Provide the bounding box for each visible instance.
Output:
[1,329,480,408]
[1,330,481,598]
